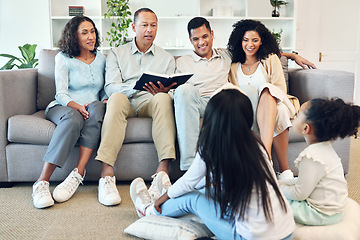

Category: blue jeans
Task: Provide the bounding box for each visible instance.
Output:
[155,191,294,240]
[174,84,210,170]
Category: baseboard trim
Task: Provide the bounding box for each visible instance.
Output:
[0,182,13,188]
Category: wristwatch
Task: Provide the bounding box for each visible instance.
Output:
[291,51,298,60]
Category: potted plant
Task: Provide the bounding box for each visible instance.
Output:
[104,0,132,47]
[270,0,288,17]
[0,44,38,70]
[271,28,283,47]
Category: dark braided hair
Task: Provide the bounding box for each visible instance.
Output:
[58,16,100,58]
[306,98,360,142]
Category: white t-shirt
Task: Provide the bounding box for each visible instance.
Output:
[168,151,295,240]
[237,63,267,94]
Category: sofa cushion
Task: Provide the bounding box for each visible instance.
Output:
[8,111,54,145]
[37,49,58,110]
[280,55,289,92]
[8,111,154,145]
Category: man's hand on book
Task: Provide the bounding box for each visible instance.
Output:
[144,81,177,95]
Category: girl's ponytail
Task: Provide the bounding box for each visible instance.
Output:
[307,98,360,141]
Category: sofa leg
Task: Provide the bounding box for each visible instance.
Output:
[0,182,13,188]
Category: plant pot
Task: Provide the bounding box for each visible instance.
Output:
[272,6,280,17]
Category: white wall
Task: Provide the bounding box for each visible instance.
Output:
[0,0,359,104]
[295,0,360,105]
[0,0,51,67]
[355,7,360,105]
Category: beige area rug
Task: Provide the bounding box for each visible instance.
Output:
[1,138,359,240]
[347,137,360,204]
[0,183,139,240]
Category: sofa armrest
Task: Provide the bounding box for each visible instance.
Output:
[0,68,38,182]
[288,68,355,104]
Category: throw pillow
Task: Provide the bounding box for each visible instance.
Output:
[280,55,289,92]
[293,198,360,240]
[37,49,58,110]
[124,214,213,240]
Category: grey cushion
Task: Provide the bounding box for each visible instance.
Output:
[37,49,58,110]
[7,111,154,145]
[280,55,289,92]
[7,111,54,145]
[289,69,355,104]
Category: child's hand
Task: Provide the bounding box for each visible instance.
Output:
[154,191,170,214]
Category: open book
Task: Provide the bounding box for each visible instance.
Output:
[134,71,193,91]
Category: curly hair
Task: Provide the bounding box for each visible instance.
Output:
[306,98,360,142]
[227,19,280,63]
[58,16,100,58]
[197,89,288,223]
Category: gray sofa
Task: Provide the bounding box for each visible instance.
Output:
[0,49,355,185]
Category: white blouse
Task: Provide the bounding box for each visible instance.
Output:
[237,63,267,94]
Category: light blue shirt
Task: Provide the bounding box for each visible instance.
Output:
[104,39,175,111]
[46,52,106,113]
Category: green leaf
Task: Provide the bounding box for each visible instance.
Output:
[105,0,132,47]
[18,62,33,69]
[19,46,32,63]
[270,0,288,7]
[0,53,19,60]
[0,58,16,70]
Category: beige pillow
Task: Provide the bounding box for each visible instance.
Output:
[124,214,213,240]
[293,198,360,240]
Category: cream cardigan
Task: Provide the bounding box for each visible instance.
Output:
[228,54,300,113]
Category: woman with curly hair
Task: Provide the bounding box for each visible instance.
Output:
[227,19,298,180]
[280,98,359,225]
[32,16,107,209]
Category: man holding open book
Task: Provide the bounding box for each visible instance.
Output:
[94,8,176,206]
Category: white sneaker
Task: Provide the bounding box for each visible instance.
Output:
[148,171,172,201]
[148,173,161,202]
[130,177,153,218]
[154,171,172,196]
[278,169,294,181]
[32,181,54,209]
[53,168,84,203]
[98,176,121,206]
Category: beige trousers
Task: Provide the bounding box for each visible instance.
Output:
[95,92,176,166]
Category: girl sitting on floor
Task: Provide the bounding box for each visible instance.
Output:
[130,89,295,240]
[280,98,360,225]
